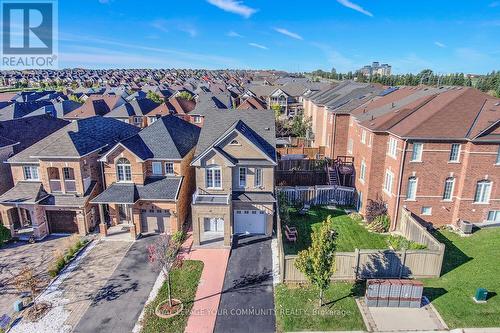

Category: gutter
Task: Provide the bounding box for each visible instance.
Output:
[393,139,408,231]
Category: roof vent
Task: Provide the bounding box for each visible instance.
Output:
[371,115,374,120]
[391,102,395,108]
[495,102,500,106]
[264,127,270,131]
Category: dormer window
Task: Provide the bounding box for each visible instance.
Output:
[229,139,240,146]
[23,165,39,180]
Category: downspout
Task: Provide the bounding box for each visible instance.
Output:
[331,112,337,159]
[393,140,407,231]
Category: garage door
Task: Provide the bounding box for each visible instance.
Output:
[47,210,78,234]
[140,209,170,234]
[234,210,266,234]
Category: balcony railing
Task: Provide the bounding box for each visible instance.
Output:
[192,190,230,205]
[49,179,62,192]
[64,180,77,192]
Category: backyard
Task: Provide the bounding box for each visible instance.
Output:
[141,260,204,333]
[424,228,500,328]
[275,282,366,332]
[282,206,389,254]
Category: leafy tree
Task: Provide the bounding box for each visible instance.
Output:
[290,115,312,138]
[0,225,11,245]
[295,217,338,306]
[177,91,193,101]
[147,90,163,104]
[68,94,84,104]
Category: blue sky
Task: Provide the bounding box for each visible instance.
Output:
[57,0,500,73]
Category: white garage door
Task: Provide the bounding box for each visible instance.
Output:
[234,210,266,234]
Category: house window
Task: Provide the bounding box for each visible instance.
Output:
[23,165,39,180]
[193,116,202,124]
[406,177,417,200]
[359,160,366,182]
[229,139,240,145]
[421,206,432,215]
[63,167,75,180]
[164,162,174,175]
[116,158,132,182]
[474,180,492,203]
[486,210,500,222]
[149,116,158,123]
[239,167,247,187]
[449,143,461,162]
[442,177,455,201]
[152,161,162,175]
[368,133,373,147]
[411,143,423,162]
[496,146,500,165]
[254,168,263,187]
[387,137,398,159]
[361,129,367,144]
[384,170,394,194]
[206,167,221,188]
[133,116,142,126]
[347,138,353,154]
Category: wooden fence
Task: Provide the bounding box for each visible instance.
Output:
[277,146,326,159]
[276,185,356,207]
[278,207,445,283]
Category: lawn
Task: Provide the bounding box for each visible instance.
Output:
[275,282,366,332]
[283,207,389,254]
[423,228,500,328]
[141,260,204,333]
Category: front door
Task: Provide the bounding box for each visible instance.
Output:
[118,205,128,224]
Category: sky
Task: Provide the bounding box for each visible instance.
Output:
[55,0,500,74]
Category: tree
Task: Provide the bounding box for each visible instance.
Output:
[295,217,338,306]
[14,267,43,310]
[290,115,312,138]
[177,91,193,101]
[68,94,84,104]
[148,234,181,308]
[147,90,164,104]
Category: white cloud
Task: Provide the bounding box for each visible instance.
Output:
[310,42,357,72]
[434,41,446,48]
[274,27,303,40]
[248,42,268,50]
[151,19,197,37]
[227,31,243,38]
[336,0,373,17]
[206,0,257,18]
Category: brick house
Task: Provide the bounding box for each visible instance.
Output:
[348,87,499,227]
[0,116,139,239]
[190,109,276,247]
[91,115,200,239]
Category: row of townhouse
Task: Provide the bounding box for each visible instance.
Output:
[304,84,500,228]
[0,109,276,247]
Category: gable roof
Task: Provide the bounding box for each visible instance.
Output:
[105,98,160,118]
[8,116,140,163]
[193,109,276,163]
[117,115,201,160]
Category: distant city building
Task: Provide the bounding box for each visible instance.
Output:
[359,62,392,77]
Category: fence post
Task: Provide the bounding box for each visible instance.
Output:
[354,248,360,279]
[314,185,318,205]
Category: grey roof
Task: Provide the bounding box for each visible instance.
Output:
[39,181,97,207]
[9,116,140,163]
[0,115,69,154]
[30,100,82,118]
[232,191,275,203]
[91,176,182,203]
[0,181,48,204]
[0,100,54,120]
[105,98,160,118]
[119,115,200,160]
[194,109,276,162]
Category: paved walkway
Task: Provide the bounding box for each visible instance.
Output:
[214,235,276,333]
[184,237,230,333]
[73,235,158,333]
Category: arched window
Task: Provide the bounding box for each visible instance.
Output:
[229,139,240,145]
[474,180,492,203]
[116,158,132,182]
[406,177,417,200]
[442,177,455,201]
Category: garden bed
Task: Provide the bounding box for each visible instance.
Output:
[141,260,203,333]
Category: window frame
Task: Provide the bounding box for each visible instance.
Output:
[421,206,432,216]
[116,158,132,182]
[406,177,417,200]
[23,165,40,181]
[387,137,398,159]
[361,129,367,144]
[474,180,492,204]
[442,177,455,201]
[239,167,247,188]
[206,166,222,189]
[164,162,174,175]
[359,159,366,183]
[152,161,163,175]
[347,138,354,154]
[449,143,461,163]
[411,143,423,162]
[486,210,500,222]
[383,169,394,195]
[496,146,500,165]
[254,168,263,187]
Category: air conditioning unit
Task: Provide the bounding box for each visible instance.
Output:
[460,220,473,234]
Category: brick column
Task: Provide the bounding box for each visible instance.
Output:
[98,204,107,236]
[76,211,86,236]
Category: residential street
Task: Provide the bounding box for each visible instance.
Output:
[214,235,276,333]
[73,235,158,333]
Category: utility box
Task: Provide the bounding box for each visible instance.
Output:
[460,220,473,234]
[474,288,488,303]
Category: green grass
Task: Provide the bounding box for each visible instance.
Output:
[141,260,204,333]
[283,207,389,254]
[275,282,366,332]
[423,228,500,328]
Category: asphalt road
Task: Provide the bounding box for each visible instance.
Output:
[73,235,158,333]
[214,235,276,333]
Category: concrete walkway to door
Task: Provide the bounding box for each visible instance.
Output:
[183,235,230,333]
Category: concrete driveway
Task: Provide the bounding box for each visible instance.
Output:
[214,235,276,333]
[0,235,70,316]
[73,235,159,333]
